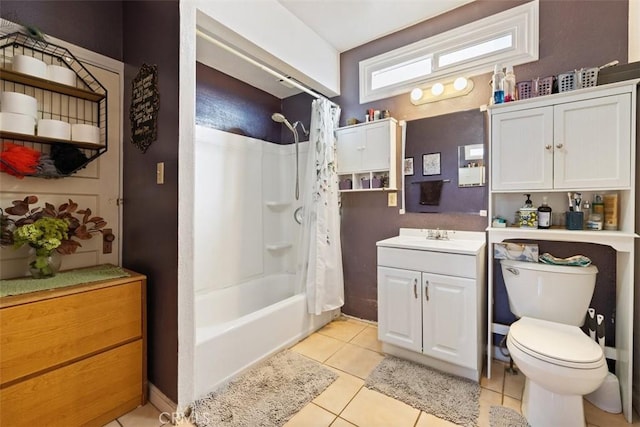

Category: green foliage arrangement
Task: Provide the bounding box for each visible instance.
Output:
[1,195,107,255]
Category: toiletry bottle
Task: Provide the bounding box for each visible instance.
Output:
[492,65,505,104]
[582,199,591,223]
[537,196,552,229]
[503,65,516,102]
[603,193,619,230]
[588,195,604,230]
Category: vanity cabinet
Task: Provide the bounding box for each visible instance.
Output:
[491,92,631,191]
[336,118,398,191]
[0,268,146,427]
[377,229,486,381]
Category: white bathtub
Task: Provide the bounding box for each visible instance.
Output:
[194,273,335,399]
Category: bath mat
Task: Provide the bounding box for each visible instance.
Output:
[489,405,530,427]
[365,356,480,427]
[190,350,337,427]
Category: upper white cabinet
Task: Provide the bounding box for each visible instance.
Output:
[336,118,397,191]
[491,89,631,191]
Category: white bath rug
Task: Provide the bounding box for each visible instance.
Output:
[365,356,480,427]
[489,405,530,427]
[190,350,337,427]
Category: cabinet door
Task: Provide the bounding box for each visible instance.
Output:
[491,107,554,190]
[377,267,422,352]
[362,121,391,171]
[553,94,631,189]
[422,272,476,369]
[336,127,363,173]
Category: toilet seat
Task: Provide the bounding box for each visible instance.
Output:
[509,317,605,370]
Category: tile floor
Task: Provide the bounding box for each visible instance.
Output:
[105,317,640,427]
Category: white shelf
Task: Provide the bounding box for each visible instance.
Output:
[265,242,293,251]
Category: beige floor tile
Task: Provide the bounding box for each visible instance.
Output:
[584,399,634,427]
[102,421,120,427]
[480,360,505,394]
[325,342,384,379]
[330,418,357,427]
[318,318,368,342]
[502,396,522,414]
[478,388,502,427]
[415,411,460,427]
[118,403,162,427]
[290,332,345,362]
[503,368,525,400]
[313,371,364,414]
[284,402,336,427]
[350,325,383,353]
[341,388,420,427]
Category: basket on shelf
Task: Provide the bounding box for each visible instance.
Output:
[516,76,555,100]
[558,67,599,92]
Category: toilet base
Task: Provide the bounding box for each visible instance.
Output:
[522,378,586,427]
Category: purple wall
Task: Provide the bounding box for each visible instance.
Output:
[335,0,628,321]
[122,1,180,402]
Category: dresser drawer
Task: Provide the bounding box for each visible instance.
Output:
[1,340,143,427]
[0,280,142,385]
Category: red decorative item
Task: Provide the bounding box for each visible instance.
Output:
[0,142,41,178]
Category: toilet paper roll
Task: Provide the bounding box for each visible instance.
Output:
[0,92,38,119]
[12,54,47,79]
[587,308,596,340]
[596,314,605,349]
[0,112,36,135]
[38,119,71,140]
[71,123,100,144]
[47,64,76,86]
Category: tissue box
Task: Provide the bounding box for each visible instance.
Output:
[494,243,539,262]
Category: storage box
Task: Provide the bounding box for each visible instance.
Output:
[597,61,640,85]
[494,243,539,262]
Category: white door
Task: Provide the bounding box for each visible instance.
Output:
[0,63,121,278]
[491,107,554,191]
[377,266,422,352]
[553,93,631,189]
[422,272,476,368]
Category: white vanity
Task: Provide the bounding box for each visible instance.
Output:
[376,228,486,381]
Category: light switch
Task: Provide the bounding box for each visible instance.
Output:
[388,192,397,207]
[156,162,164,184]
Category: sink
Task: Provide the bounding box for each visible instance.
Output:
[376,228,486,255]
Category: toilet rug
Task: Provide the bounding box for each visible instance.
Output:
[365,356,479,427]
[489,405,530,427]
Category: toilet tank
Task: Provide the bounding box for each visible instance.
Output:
[500,259,598,326]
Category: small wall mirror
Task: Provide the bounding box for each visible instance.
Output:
[458,144,485,187]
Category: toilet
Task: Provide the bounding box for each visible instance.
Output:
[501,259,608,427]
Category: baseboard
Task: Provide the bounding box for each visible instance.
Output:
[148,382,177,414]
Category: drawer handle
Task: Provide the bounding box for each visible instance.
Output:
[425,281,429,301]
[505,267,520,276]
[413,279,418,299]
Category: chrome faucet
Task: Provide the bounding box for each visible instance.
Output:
[427,229,449,240]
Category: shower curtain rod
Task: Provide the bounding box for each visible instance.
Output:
[196,29,339,108]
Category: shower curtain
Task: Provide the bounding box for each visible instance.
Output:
[298,98,344,315]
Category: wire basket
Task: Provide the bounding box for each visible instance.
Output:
[558,67,599,92]
[516,76,555,100]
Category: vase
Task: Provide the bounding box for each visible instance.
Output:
[27,248,62,279]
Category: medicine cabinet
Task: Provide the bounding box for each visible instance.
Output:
[0,32,108,177]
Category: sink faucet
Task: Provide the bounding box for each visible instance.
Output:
[427,229,449,240]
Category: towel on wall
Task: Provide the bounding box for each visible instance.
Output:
[419,180,444,205]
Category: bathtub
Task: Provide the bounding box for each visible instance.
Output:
[194,273,336,399]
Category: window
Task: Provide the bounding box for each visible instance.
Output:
[359,0,539,103]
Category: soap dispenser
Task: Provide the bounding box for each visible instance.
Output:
[519,194,538,228]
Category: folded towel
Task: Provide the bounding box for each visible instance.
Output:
[419,180,444,205]
[539,252,592,266]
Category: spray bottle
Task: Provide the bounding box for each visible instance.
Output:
[503,65,516,102]
[492,65,505,104]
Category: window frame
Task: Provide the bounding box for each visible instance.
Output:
[359,0,539,103]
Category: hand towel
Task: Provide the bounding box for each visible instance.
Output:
[419,180,444,205]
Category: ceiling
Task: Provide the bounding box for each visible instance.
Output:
[196,0,475,99]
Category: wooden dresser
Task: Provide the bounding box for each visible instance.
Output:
[0,268,147,426]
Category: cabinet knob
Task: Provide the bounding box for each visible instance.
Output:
[555,143,564,149]
[545,144,552,150]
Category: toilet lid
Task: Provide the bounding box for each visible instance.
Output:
[509,317,604,369]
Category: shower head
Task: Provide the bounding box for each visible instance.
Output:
[271,112,295,133]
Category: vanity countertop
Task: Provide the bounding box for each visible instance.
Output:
[376,228,486,255]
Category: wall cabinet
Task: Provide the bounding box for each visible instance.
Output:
[487,79,639,422]
[0,268,146,427]
[377,229,486,381]
[491,93,631,191]
[336,118,397,191]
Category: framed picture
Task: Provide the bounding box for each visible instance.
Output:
[423,152,441,176]
[403,157,414,175]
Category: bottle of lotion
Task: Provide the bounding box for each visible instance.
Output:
[537,196,552,229]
